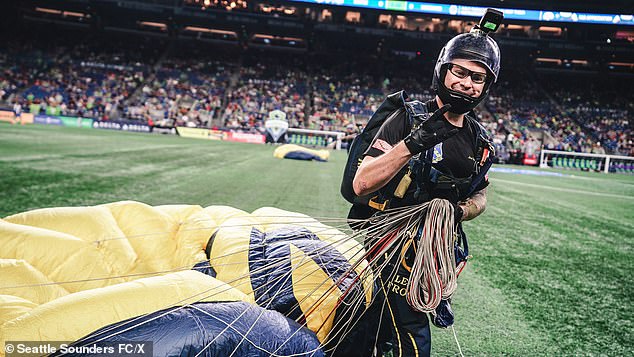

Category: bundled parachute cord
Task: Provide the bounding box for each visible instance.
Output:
[290,204,422,323]
[406,198,458,312]
[324,216,429,356]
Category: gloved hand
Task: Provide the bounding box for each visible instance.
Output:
[403,104,459,155]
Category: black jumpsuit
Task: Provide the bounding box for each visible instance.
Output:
[362,99,488,357]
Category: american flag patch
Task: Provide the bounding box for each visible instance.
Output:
[372,139,393,153]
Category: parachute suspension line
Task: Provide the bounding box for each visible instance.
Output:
[218,223,380,357]
[452,325,465,357]
[270,252,374,356]
[81,242,349,357]
[0,265,198,290]
[92,214,358,244]
[188,305,324,357]
[272,206,420,355]
[200,243,321,357]
[325,204,430,355]
[72,273,253,350]
[318,201,437,355]
[320,246,403,356]
[82,236,355,351]
[406,199,457,312]
[314,204,429,355]
[224,228,371,357]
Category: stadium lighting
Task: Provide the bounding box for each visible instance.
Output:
[138,21,168,31]
[35,7,61,15]
[285,0,634,26]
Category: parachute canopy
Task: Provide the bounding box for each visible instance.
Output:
[273,144,330,161]
[0,201,372,356]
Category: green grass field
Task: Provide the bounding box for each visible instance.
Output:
[1,123,633,356]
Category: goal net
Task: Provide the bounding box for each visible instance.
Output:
[540,149,634,174]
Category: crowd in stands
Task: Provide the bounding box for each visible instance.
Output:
[127,53,232,128]
[481,62,632,159]
[223,52,307,131]
[539,73,632,156]
[308,54,384,131]
[1,30,631,157]
[3,25,165,121]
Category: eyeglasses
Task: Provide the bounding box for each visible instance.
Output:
[447,63,488,84]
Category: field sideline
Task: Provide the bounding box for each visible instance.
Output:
[1,123,633,356]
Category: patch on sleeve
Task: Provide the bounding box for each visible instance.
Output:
[372,139,393,153]
[432,143,443,163]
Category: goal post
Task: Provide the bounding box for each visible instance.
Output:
[539,149,634,174]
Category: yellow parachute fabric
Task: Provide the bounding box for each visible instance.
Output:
[0,201,371,353]
[273,144,330,161]
[1,271,247,347]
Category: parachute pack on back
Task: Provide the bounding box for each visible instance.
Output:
[340,91,428,205]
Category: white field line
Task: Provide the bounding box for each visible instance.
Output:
[492,178,634,201]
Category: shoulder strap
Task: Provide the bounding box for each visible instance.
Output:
[464,115,495,197]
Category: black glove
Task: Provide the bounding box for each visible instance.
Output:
[403,104,459,155]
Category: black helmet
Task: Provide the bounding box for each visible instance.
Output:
[432,31,501,114]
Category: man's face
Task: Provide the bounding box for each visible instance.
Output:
[443,58,488,98]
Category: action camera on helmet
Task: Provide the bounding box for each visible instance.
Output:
[473,8,504,35]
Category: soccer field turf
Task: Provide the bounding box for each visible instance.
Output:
[1,123,633,356]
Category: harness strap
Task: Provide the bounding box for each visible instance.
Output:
[368,196,390,211]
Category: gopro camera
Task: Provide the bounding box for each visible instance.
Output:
[472,8,504,35]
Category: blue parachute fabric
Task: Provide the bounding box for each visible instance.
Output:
[59,301,324,357]
[248,227,316,319]
[192,260,216,277]
[284,151,327,162]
